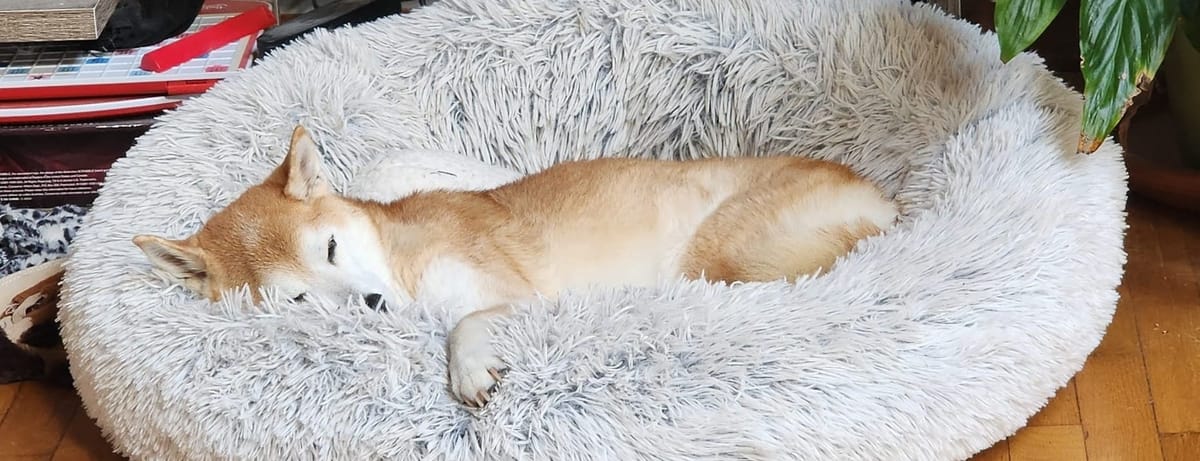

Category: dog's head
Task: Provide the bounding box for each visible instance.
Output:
[133,126,396,310]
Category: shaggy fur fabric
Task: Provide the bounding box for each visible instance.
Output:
[60,0,1128,459]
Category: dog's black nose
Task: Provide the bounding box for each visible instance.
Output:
[364,293,386,311]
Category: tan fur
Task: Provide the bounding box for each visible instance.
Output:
[133,125,898,406]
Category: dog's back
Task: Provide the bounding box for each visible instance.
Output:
[484,156,897,294]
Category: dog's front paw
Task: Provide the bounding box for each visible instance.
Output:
[448,306,513,407]
[449,340,507,407]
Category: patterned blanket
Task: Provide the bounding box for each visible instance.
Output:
[0,204,86,383]
[1,204,85,276]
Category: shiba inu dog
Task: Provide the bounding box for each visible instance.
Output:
[133,126,898,406]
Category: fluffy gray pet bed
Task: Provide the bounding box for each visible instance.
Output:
[60,0,1127,459]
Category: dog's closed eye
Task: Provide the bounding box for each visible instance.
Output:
[292,293,306,302]
[327,236,337,264]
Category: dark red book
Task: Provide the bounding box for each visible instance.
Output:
[0,116,153,207]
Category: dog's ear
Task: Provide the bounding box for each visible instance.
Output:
[274,125,330,201]
[132,235,208,282]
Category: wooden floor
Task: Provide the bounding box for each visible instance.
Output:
[0,196,1197,460]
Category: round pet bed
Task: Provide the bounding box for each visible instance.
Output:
[60,0,1128,459]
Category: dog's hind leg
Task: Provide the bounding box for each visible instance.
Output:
[679,158,896,283]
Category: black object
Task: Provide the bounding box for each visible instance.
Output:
[255,0,430,58]
[87,0,207,51]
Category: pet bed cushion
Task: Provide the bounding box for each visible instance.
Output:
[60,0,1127,459]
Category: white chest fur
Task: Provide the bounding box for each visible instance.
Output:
[415,257,513,322]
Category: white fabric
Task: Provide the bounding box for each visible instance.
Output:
[60,0,1128,459]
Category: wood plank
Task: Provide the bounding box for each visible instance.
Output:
[1008,425,1086,461]
[1074,285,1164,461]
[51,405,123,461]
[1129,201,1200,433]
[969,439,1010,461]
[1027,380,1080,427]
[1071,202,1171,460]
[0,382,80,458]
[0,0,119,42]
[0,1,108,11]
[1160,432,1200,461]
[0,384,20,422]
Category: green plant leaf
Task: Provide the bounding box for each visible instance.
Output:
[995,0,1069,62]
[1183,0,1200,49]
[1079,0,1179,153]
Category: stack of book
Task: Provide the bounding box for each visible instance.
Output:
[0,0,273,209]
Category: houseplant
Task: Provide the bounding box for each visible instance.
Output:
[993,0,1200,154]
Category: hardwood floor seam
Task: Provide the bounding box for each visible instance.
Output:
[1126,209,1171,461]
[48,403,84,460]
[0,382,20,426]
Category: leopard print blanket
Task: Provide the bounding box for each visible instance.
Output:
[1,204,86,277]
